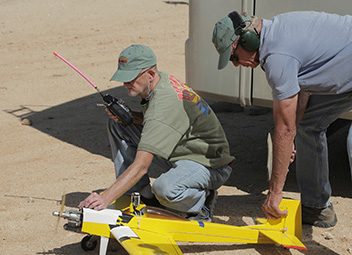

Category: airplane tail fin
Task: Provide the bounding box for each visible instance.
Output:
[254,199,306,250]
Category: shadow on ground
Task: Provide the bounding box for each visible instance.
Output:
[211,102,352,199]
[6,87,140,160]
[36,239,128,255]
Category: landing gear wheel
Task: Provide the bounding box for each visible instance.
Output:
[81,235,97,251]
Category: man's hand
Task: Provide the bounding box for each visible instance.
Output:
[105,108,122,123]
[106,107,144,126]
[78,192,109,210]
[262,191,287,219]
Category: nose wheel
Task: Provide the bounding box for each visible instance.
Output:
[81,235,98,251]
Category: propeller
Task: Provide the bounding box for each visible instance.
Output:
[54,193,66,232]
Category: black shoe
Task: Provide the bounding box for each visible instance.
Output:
[302,203,337,228]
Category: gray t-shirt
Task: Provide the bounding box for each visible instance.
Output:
[260,11,352,100]
[138,72,234,169]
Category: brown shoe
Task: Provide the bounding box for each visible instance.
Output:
[302,203,337,228]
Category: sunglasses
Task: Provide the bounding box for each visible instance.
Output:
[124,65,155,84]
[230,52,239,63]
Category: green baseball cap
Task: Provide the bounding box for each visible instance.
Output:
[110,44,157,82]
[212,16,238,70]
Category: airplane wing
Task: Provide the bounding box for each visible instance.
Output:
[111,225,184,255]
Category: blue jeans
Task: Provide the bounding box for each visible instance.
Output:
[107,119,232,213]
[296,92,352,208]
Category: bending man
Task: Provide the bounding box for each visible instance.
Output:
[212,11,352,227]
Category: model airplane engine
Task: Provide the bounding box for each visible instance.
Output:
[52,209,83,232]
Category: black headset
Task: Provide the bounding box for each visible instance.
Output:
[228,11,260,52]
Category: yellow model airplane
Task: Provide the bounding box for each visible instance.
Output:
[53,193,306,255]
